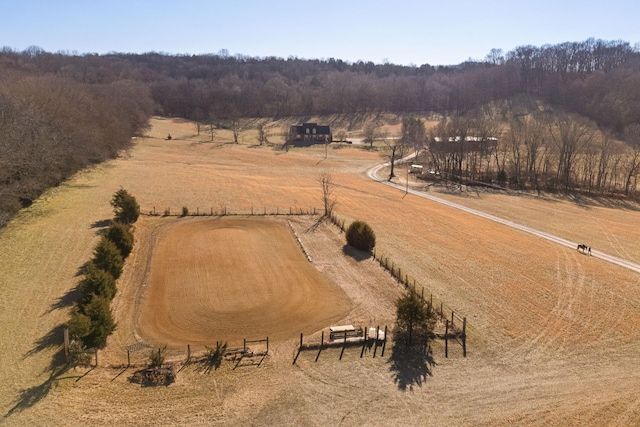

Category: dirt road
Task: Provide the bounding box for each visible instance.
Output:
[367,162,640,274]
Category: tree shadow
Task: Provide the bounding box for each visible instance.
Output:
[197,356,223,374]
[74,261,89,277]
[47,286,79,313]
[306,215,327,233]
[4,350,71,419]
[388,339,436,391]
[23,324,66,361]
[91,219,111,230]
[342,244,373,262]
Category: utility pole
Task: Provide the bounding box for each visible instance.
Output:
[405,168,409,195]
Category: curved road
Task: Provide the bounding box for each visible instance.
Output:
[367,162,640,275]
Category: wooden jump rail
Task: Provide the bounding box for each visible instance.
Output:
[244,337,269,356]
[293,326,388,364]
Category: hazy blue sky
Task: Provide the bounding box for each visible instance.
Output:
[3,0,639,66]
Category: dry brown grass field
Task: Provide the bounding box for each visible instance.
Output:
[2,117,640,426]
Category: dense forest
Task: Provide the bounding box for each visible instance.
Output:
[1,38,640,227]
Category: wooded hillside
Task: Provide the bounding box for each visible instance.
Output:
[1,38,639,227]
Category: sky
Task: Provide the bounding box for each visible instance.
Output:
[2,0,640,66]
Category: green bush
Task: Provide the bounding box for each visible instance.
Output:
[92,236,124,279]
[395,290,436,346]
[67,311,91,341]
[149,346,167,367]
[77,262,117,308]
[105,221,134,259]
[82,295,117,348]
[345,220,376,252]
[110,188,140,224]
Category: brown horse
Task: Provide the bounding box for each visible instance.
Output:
[577,244,588,253]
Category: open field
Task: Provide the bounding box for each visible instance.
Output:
[2,117,640,425]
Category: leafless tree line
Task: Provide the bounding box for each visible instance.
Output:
[0,74,153,227]
[2,39,639,133]
[387,113,640,196]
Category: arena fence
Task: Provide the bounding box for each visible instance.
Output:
[143,206,324,217]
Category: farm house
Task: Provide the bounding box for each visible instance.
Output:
[287,122,332,145]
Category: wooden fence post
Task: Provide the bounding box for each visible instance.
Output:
[95,348,99,367]
[315,331,323,362]
[127,349,130,367]
[381,326,388,357]
[340,330,347,360]
[63,327,70,364]
[373,326,380,358]
[187,344,191,362]
[360,327,368,358]
[462,317,467,357]
[445,320,449,358]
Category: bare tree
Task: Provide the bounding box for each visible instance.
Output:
[548,115,594,190]
[318,172,337,217]
[380,132,405,181]
[257,123,266,145]
[363,121,380,148]
[622,124,640,196]
[400,115,426,156]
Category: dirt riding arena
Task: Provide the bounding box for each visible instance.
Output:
[138,217,352,347]
[2,116,640,426]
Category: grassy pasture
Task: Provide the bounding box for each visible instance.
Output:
[1,117,640,425]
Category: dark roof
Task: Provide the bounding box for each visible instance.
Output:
[291,123,331,134]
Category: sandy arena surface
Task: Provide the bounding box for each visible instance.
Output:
[138,217,352,347]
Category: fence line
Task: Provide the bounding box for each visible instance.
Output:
[329,211,468,357]
[144,206,322,218]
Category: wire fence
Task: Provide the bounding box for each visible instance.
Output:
[143,206,323,217]
[329,211,467,357]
